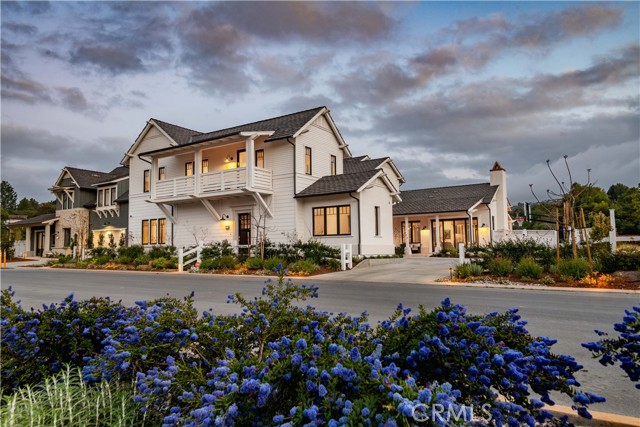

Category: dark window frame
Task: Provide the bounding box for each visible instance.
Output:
[430,218,478,251]
[158,167,165,181]
[185,162,194,176]
[202,159,209,174]
[255,149,264,168]
[401,220,421,244]
[237,149,246,168]
[330,155,337,176]
[375,206,380,236]
[312,205,351,236]
[142,220,149,245]
[63,227,71,247]
[305,147,312,175]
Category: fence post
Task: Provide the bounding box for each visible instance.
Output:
[197,241,203,264]
[341,244,353,271]
[178,248,184,272]
[458,243,465,264]
[609,209,617,254]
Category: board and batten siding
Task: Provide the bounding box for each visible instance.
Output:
[358,180,395,255]
[128,126,171,246]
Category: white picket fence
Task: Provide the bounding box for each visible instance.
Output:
[341,243,353,271]
[178,242,204,272]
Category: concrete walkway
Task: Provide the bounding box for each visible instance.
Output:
[1,257,51,269]
[315,256,457,284]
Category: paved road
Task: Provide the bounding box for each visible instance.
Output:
[1,268,638,418]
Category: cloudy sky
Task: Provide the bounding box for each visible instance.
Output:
[1,1,638,202]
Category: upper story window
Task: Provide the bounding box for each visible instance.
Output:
[143,170,150,193]
[61,191,74,210]
[97,186,117,208]
[202,159,209,174]
[158,167,165,181]
[330,155,337,176]
[305,147,312,175]
[256,150,264,168]
[375,206,380,236]
[185,162,194,176]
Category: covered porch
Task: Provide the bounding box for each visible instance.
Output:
[7,213,57,257]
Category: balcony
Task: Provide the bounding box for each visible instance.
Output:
[153,167,272,201]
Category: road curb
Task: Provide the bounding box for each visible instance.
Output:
[549,405,640,427]
[433,280,639,294]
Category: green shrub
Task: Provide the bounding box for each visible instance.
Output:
[91,255,110,266]
[515,257,544,279]
[199,258,217,271]
[133,255,151,267]
[56,255,74,264]
[483,238,554,269]
[395,244,406,257]
[288,259,319,275]
[454,262,483,279]
[325,258,341,271]
[147,245,176,260]
[558,258,590,280]
[263,240,300,263]
[217,255,238,269]
[0,365,145,427]
[597,251,640,273]
[151,258,167,270]
[76,261,89,269]
[199,256,238,271]
[264,257,286,272]
[201,240,233,259]
[293,240,340,265]
[116,255,132,264]
[245,257,264,270]
[540,276,555,285]
[89,247,115,259]
[117,244,145,260]
[166,257,178,269]
[488,257,513,276]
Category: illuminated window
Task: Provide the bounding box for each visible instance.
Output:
[142,220,149,245]
[330,155,336,176]
[143,170,150,193]
[312,205,351,236]
[158,219,166,244]
[255,149,264,168]
[158,167,165,180]
[185,162,194,176]
[150,219,158,244]
[202,159,209,174]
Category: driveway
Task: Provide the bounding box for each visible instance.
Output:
[316,256,457,284]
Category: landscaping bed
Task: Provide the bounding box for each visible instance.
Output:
[444,271,639,290]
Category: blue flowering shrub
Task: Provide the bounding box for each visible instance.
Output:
[2,268,606,426]
[582,306,640,389]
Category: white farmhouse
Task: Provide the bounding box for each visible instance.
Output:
[121,107,403,255]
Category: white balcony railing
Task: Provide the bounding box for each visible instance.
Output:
[153,167,272,200]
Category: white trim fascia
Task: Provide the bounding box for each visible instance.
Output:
[292,107,327,138]
[149,120,179,147]
[121,120,179,165]
[356,170,385,193]
[239,131,275,137]
[93,176,128,187]
[380,158,406,184]
[467,199,484,214]
[324,111,353,157]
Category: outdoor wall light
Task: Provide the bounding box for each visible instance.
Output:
[222,214,230,220]
[224,155,233,163]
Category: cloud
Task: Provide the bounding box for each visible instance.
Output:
[3,22,38,36]
[70,45,144,74]
[332,4,625,104]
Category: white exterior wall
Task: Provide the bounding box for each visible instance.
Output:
[380,162,401,193]
[358,180,395,255]
[128,126,171,246]
[298,194,360,252]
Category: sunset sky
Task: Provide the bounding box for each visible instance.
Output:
[2,1,638,202]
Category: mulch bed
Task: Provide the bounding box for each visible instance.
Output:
[448,271,639,290]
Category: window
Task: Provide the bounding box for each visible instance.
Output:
[97,186,117,208]
[61,191,74,210]
[255,149,264,168]
[375,206,380,236]
[202,159,209,174]
[97,189,103,207]
[63,228,71,247]
[103,188,109,207]
[143,170,150,193]
[401,221,421,244]
[431,218,478,251]
[142,218,166,245]
[237,150,246,168]
[158,219,166,244]
[158,167,165,181]
[110,187,116,205]
[142,220,149,245]
[305,147,312,175]
[185,162,194,176]
[313,205,351,236]
[330,155,337,176]
[150,219,158,244]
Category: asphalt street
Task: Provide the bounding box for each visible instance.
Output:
[1,267,638,418]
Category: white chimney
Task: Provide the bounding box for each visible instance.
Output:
[489,161,509,232]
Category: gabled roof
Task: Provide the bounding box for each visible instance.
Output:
[344,157,388,174]
[393,183,498,216]
[7,213,56,227]
[295,170,381,198]
[114,191,129,203]
[190,107,325,144]
[152,119,203,145]
[60,167,117,190]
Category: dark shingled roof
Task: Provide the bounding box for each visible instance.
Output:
[190,107,324,144]
[152,119,203,145]
[114,191,129,203]
[8,213,56,227]
[295,170,380,198]
[64,167,119,189]
[393,183,498,215]
[94,166,130,186]
[343,157,387,174]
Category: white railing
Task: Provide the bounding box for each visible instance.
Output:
[155,167,272,199]
[200,168,247,194]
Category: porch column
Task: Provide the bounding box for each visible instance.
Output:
[25,226,32,257]
[151,157,158,199]
[468,212,474,246]
[404,216,411,255]
[246,137,255,189]
[435,215,441,253]
[194,150,201,195]
[44,224,51,255]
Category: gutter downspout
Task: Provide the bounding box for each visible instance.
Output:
[137,154,152,165]
[349,192,361,256]
[286,137,297,196]
[485,203,493,244]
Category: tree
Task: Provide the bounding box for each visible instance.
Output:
[607,183,629,202]
[1,181,17,210]
[573,184,610,225]
[616,186,640,235]
[589,211,611,242]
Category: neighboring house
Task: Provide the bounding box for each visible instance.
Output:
[86,166,130,248]
[393,162,511,254]
[6,213,57,257]
[122,106,403,255]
